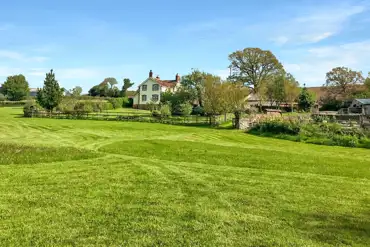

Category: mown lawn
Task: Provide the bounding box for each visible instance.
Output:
[0,107,369,246]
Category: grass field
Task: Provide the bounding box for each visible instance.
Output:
[0,107,369,246]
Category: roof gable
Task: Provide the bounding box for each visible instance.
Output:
[356,99,370,105]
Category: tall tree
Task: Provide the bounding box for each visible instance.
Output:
[228,48,284,92]
[324,67,364,98]
[265,72,286,108]
[181,69,220,107]
[223,82,249,129]
[298,84,315,112]
[88,85,100,96]
[71,86,82,97]
[121,78,134,97]
[365,73,370,92]
[203,76,224,125]
[101,77,118,89]
[36,69,63,111]
[284,73,300,112]
[1,74,29,101]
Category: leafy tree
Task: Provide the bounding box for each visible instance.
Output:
[1,74,29,101]
[365,73,370,92]
[181,69,220,107]
[298,84,315,112]
[203,76,225,125]
[108,86,120,97]
[88,85,100,96]
[284,74,300,112]
[121,78,134,97]
[223,82,249,129]
[324,67,364,98]
[101,77,118,89]
[0,93,6,101]
[228,48,284,93]
[179,102,193,116]
[265,72,286,108]
[36,69,63,111]
[71,86,82,97]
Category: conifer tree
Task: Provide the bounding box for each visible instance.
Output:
[37,69,63,111]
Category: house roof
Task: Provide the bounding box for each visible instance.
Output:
[156,79,178,88]
[356,99,370,105]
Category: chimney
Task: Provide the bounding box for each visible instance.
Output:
[176,73,180,82]
[149,70,153,78]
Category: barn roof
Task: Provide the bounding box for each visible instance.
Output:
[356,99,370,105]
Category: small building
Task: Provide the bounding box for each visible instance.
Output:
[348,99,370,115]
[133,70,181,109]
[29,88,38,97]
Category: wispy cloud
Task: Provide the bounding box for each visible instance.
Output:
[282,40,370,85]
[0,50,48,63]
[270,4,367,45]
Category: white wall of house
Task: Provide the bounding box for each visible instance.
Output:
[133,78,161,105]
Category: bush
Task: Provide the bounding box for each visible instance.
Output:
[160,104,171,118]
[179,103,193,116]
[0,93,6,101]
[192,106,204,116]
[108,97,129,109]
[23,101,40,117]
[72,101,94,116]
[250,119,301,135]
[151,110,161,117]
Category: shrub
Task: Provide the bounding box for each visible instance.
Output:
[179,103,193,116]
[23,101,40,117]
[250,119,301,135]
[73,101,94,116]
[151,110,161,117]
[160,104,171,118]
[0,93,6,101]
[192,106,204,116]
[108,97,129,109]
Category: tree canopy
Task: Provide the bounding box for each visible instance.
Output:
[324,67,364,98]
[228,48,284,93]
[298,84,315,112]
[121,78,134,97]
[181,69,221,107]
[37,69,63,111]
[71,86,83,97]
[1,74,29,101]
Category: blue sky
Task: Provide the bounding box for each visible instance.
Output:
[1,0,370,92]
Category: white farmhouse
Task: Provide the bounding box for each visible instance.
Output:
[133,70,180,109]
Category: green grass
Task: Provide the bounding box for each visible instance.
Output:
[0,107,370,246]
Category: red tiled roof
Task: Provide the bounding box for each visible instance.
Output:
[156,79,178,88]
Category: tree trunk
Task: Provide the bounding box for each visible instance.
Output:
[291,103,294,113]
[234,111,241,129]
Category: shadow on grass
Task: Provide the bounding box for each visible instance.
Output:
[296,209,370,246]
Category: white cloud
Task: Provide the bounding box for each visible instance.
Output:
[270,4,366,45]
[283,40,370,85]
[215,69,231,80]
[0,50,48,63]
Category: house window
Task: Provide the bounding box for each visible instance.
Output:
[152,94,159,102]
[142,95,147,101]
[142,85,147,91]
[152,84,159,91]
